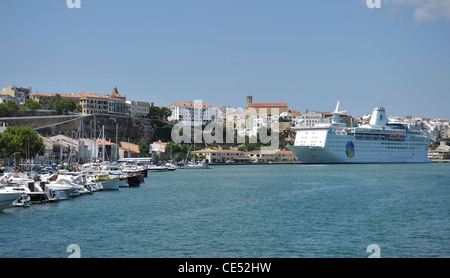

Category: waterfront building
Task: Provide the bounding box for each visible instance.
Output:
[246,149,299,163]
[150,141,167,155]
[79,138,118,161]
[191,149,249,163]
[191,148,298,164]
[428,141,450,160]
[119,141,140,159]
[167,101,220,126]
[41,136,66,164]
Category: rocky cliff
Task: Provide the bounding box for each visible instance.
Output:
[2,114,156,144]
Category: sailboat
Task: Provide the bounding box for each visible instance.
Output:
[184,144,210,169]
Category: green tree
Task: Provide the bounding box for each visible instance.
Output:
[246,143,259,152]
[148,106,162,120]
[237,145,247,152]
[0,126,44,160]
[0,100,20,116]
[75,103,82,113]
[23,99,42,111]
[160,107,172,120]
[148,106,172,120]
[138,141,150,157]
[52,99,77,114]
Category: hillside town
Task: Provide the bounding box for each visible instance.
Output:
[1,84,450,164]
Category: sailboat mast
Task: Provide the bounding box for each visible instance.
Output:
[102,125,105,162]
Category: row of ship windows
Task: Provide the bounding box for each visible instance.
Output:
[328,147,426,152]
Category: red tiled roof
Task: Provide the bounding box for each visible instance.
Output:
[167,102,217,109]
[31,93,55,97]
[248,103,288,107]
[84,139,116,146]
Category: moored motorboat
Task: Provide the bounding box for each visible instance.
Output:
[0,186,23,211]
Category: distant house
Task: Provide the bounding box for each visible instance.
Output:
[0,94,19,104]
[1,86,31,105]
[119,141,140,158]
[150,141,167,155]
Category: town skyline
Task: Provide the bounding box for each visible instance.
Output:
[1,1,449,119]
[3,85,449,122]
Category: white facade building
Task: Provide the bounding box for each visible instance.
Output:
[167,101,220,126]
[126,100,150,117]
[0,94,18,104]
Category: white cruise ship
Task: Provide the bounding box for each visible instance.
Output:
[287,101,431,164]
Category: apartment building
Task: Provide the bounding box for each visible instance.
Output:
[126,100,150,117]
[1,86,31,105]
[167,101,220,126]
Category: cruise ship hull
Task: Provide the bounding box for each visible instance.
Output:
[287,145,431,164]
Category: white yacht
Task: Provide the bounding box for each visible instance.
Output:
[184,161,210,169]
[287,101,431,164]
[0,186,22,211]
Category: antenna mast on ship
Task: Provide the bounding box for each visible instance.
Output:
[332,100,346,124]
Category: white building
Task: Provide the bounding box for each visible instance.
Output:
[247,114,280,137]
[79,138,118,162]
[150,141,166,155]
[126,100,150,117]
[167,101,220,126]
[0,94,18,104]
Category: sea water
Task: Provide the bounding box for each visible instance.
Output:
[1,163,449,258]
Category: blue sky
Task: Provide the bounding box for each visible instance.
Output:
[1,0,449,119]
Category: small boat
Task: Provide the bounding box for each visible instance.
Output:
[124,172,144,187]
[99,178,120,190]
[165,163,178,171]
[0,186,23,211]
[148,165,168,172]
[183,161,210,169]
[46,178,80,198]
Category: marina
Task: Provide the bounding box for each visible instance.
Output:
[1,163,450,258]
[0,156,214,212]
[0,161,175,211]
